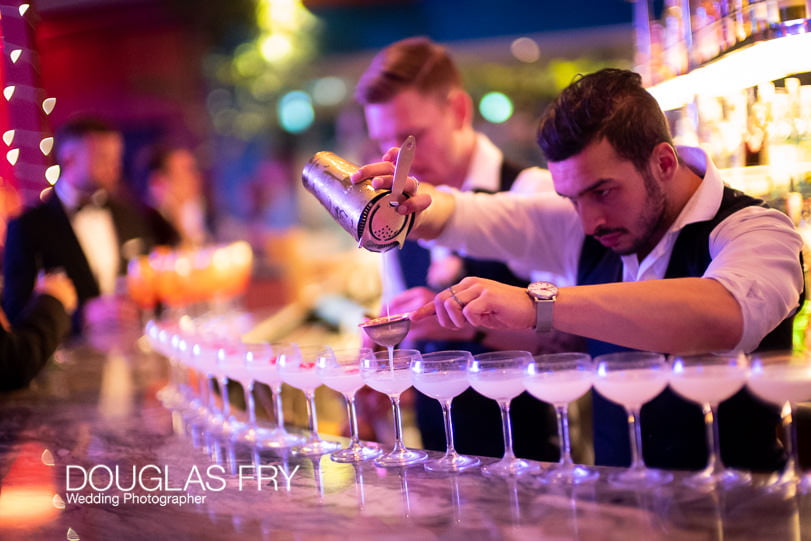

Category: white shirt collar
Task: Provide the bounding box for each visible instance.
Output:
[668,145,725,233]
[54,178,82,212]
[619,146,725,278]
[459,132,502,193]
[54,179,109,214]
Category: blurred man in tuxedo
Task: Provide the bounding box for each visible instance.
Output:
[2,116,178,336]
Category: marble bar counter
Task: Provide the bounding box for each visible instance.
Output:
[0,340,810,540]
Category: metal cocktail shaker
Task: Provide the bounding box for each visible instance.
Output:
[302,151,414,252]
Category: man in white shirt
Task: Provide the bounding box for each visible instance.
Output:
[351,68,804,471]
[355,37,572,461]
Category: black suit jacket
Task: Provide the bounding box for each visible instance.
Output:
[2,191,178,331]
[0,294,71,391]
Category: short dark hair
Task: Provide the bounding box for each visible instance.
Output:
[355,36,462,105]
[536,69,673,171]
[145,143,186,175]
[55,115,119,160]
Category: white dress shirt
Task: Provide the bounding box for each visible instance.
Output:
[433,146,804,353]
[380,132,555,303]
[55,180,120,295]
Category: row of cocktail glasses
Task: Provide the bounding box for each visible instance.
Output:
[146,320,811,489]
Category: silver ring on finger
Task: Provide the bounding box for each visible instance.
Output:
[448,286,465,309]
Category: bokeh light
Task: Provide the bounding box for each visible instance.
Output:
[277,91,314,133]
[479,92,514,123]
[510,37,541,63]
[312,76,347,106]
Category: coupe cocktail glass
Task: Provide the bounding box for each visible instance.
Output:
[361,349,427,467]
[469,350,538,477]
[524,352,597,484]
[278,344,341,455]
[670,353,750,489]
[593,351,672,487]
[241,341,303,448]
[748,350,811,490]
[411,350,480,472]
[317,346,382,462]
[215,341,248,436]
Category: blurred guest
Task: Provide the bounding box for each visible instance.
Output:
[145,144,213,247]
[355,36,577,461]
[1,270,77,391]
[2,116,178,336]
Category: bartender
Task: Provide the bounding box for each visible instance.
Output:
[350,68,804,471]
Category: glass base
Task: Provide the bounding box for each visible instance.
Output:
[219,417,247,436]
[294,438,342,456]
[424,452,480,472]
[763,466,811,493]
[800,473,811,494]
[330,443,382,463]
[206,411,227,431]
[481,457,540,478]
[540,463,599,485]
[373,447,428,468]
[684,467,750,490]
[609,466,673,488]
[243,426,304,449]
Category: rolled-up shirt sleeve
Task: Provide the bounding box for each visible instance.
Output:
[429,190,583,285]
[706,206,805,353]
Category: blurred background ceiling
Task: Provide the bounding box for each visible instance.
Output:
[12,0,636,229]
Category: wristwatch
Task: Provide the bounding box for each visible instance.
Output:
[526,281,558,332]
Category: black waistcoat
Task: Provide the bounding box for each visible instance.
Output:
[577,186,799,471]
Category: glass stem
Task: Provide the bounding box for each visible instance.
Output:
[345,393,361,446]
[390,396,407,452]
[305,390,320,441]
[219,377,231,419]
[627,407,645,470]
[272,384,286,431]
[780,401,799,481]
[704,402,722,474]
[555,403,574,466]
[499,400,515,460]
[441,399,457,457]
[244,382,256,427]
[197,371,208,407]
[207,375,219,413]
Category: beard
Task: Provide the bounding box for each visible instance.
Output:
[610,167,667,257]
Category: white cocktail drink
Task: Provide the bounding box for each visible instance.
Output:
[748,366,811,405]
[469,371,525,402]
[670,365,746,405]
[364,369,412,396]
[593,369,668,407]
[524,370,593,406]
[320,370,365,395]
[412,371,469,400]
[281,370,323,392]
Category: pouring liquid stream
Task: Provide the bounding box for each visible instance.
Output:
[382,253,394,373]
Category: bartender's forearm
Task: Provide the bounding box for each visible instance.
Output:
[408,183,455,240]
[555,277,743,354]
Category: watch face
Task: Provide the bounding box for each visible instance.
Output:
[528,281,558,300]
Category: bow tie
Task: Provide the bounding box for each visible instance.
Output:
[75,190,109,212]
